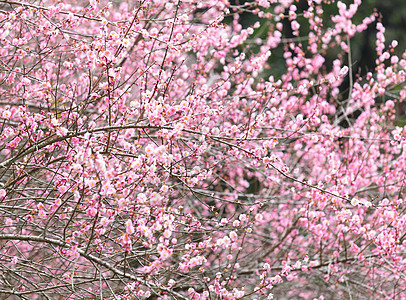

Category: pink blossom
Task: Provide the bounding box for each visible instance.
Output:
[126,219,134,234]
[291,20,300,31]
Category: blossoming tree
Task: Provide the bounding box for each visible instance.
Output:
[0,0,405,298]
